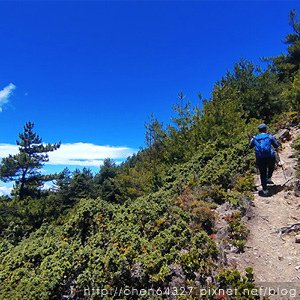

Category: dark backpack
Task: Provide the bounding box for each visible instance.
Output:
[254,134,272,158]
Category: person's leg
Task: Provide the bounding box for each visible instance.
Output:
[257,158,268,190]
[267,156,276,179]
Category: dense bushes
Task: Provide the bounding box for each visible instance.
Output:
[0,197,217,299]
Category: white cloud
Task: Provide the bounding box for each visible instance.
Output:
[0,142,136,167]
[42,182,57,191]
[0,186,13,196]
[47,143,134,167]
[0,83,16,112]
[0,144,18,157]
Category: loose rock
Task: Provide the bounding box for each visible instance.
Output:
[274,129,291,142]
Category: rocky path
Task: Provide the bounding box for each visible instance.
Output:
[234,127,300,283]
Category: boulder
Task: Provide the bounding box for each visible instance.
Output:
[274,129,291,142]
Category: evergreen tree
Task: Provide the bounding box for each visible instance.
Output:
[272,9,300,79]
[94,158,120,201]
[144,113,166,166]
[68,168,96,200]
[95,158,117,185]
[0,122,60,200]
[165,94,198,163]
[217,60,285,123]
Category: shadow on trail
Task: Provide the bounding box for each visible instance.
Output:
[258,184,285,197]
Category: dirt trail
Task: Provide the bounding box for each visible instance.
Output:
[233,127,300,282]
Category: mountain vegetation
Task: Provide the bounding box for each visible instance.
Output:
[0,9,299,300]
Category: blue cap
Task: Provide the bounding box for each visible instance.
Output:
[258,123,267,130]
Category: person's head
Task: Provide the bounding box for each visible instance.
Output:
[258,123,267,133]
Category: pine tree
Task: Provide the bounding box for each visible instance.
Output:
[145,113,166,165]
[272,9,300,79]
[0,122,60,200]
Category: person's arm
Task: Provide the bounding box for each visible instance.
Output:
[270,135,279,149]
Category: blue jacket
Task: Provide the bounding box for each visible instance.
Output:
[250,133,279,158]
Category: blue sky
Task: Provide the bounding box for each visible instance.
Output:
[0,1,299,194]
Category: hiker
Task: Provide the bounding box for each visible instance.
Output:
[250,123,279,196]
